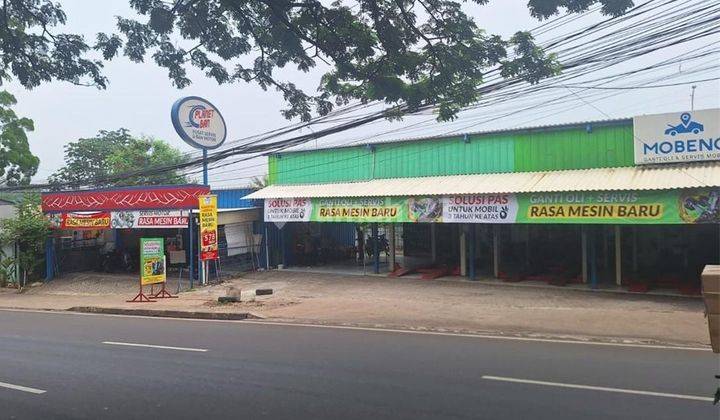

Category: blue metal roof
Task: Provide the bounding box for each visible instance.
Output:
[212,188,259,209]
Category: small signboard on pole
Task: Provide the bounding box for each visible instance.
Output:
[141,238,166,285]
[199,195,219,261]
[128,238,177,302]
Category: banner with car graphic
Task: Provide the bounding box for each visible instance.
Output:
[261,189,719,225]
[633,108,720,164]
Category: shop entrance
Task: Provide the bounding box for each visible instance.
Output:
[50,227,190,278]
[621,224,719,293]
[285,222,358,268]
[494,224,582,285]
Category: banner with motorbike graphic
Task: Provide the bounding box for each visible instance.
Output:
[48,210,190,229]
[263,188,719,224]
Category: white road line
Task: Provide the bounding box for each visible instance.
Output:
[0,381,46,394]
[1,309,710,352]
[481,376,714,402]
[102,341,207,352]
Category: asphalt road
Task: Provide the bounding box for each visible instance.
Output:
[0,309,718,420]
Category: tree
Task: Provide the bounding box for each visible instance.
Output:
[0,91,39,185]
[0,1,633,121]
[48,129,188,188]
[106,136,188,186]
[0,194,49,289]
[0,0,108,89]
[94,0,634,122]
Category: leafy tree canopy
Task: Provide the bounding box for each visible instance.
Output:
[0,1,633,121]
[0,91,39,185]
[48,128,189,188]
[96,0,634,121]
[0,0,107,88]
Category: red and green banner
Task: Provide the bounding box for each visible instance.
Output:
[265,188,720,225]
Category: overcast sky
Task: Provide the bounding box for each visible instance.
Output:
[7,0,720,186]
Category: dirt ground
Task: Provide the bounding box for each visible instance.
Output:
[0,270,710,347]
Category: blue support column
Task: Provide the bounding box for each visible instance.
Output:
[280,225,286,267]
[44,238,54,281]
[372,223,380,274]
[468,225,476,281]
[263,223,270,270]
[202,149,209,186]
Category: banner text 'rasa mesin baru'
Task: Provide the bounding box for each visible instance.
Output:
[263,189,720,224]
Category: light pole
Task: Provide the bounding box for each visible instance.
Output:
[691,85,697,111]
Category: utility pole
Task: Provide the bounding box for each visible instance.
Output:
[691,85,697,111]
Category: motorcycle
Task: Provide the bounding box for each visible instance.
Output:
[98,248,135,273]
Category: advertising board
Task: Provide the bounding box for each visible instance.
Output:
[199,195,219,260]
[262,189,720,225]
[634,109,720,164]
[140,237,166,286]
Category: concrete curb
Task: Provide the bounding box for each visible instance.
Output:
[242,318,711,350]
[67,306,262,320]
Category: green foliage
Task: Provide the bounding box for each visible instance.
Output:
[106,136,188,186]
[0,253,16,287]
[0,0,107,89]
[48,129,188,188]
[0,1,632,119]
[0,91,39,185]
[0,194,49,286]
[96,0,633,122]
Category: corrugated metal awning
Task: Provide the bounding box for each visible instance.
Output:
[245,162,720,199]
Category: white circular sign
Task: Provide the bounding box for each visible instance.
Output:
[171,96,227,149]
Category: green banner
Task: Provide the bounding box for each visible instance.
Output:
[517,189,718,224]
[312,197,407,222]
[266,188,719,224]
[140,237,166,285]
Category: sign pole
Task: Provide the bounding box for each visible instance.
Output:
[171,96,227,288]
[188,213,194,290]
[201,149,208,286]
[202,149,209,186]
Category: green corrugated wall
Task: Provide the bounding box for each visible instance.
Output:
[270,147,374,185]
[269,123,634,185]
[514,124,634,171]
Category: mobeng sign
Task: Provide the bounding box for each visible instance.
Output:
[633,108,720,165]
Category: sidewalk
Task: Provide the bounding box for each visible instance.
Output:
[0,271,711,347]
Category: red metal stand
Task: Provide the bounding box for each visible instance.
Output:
[151,283,178,299]
[127,285,156,303]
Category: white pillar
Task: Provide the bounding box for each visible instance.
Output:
[431,223,437,263]
[615,225,622,286]
[459,227,467,276]
[492,225,500,278]
[581,226,588,284]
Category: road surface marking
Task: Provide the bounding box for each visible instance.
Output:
[481,376,714,402]
[102,341,207,352]
[0,309,709,352]
[0,381,46,394]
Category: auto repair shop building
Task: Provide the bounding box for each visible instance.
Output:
[247,109,720,293]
